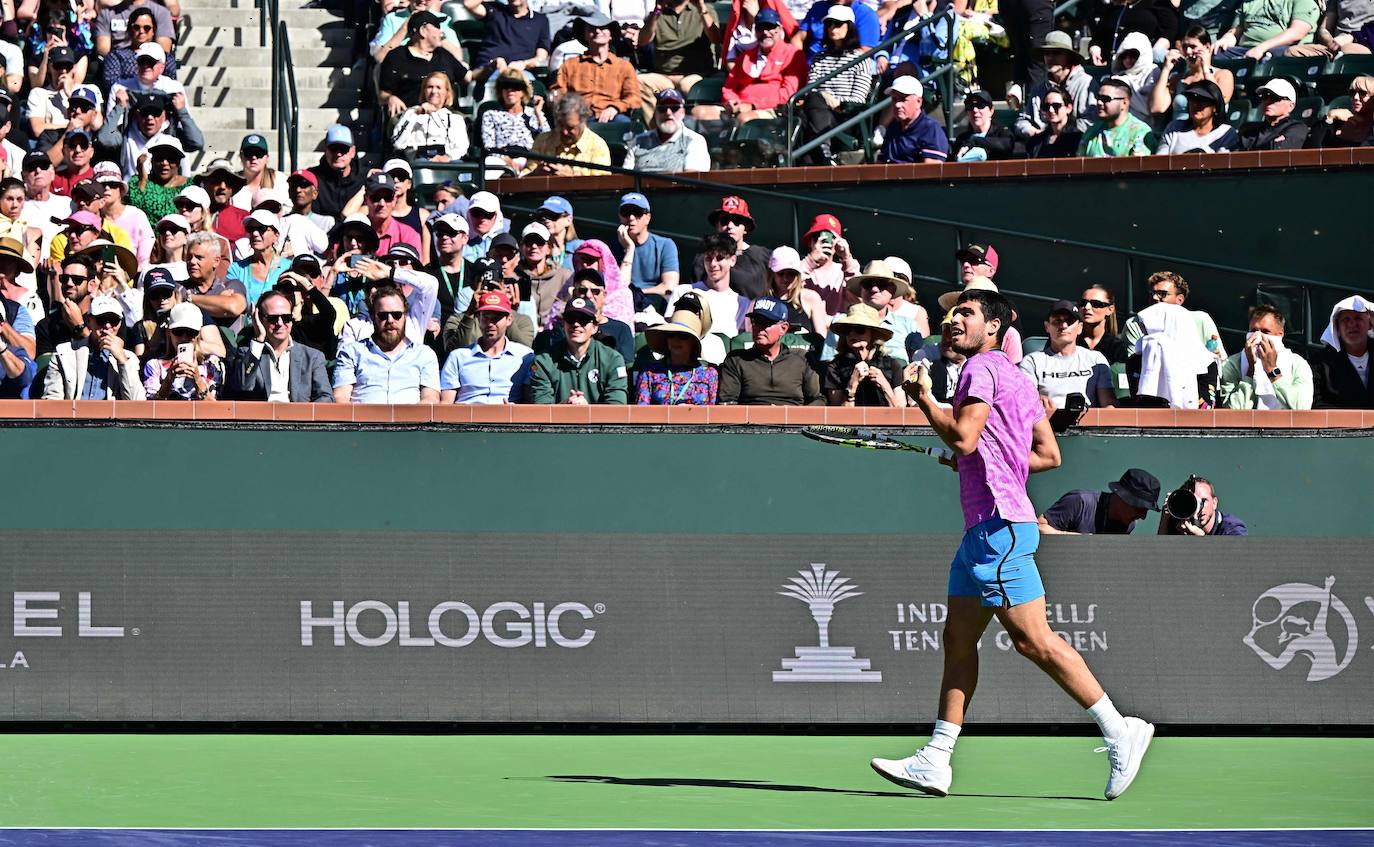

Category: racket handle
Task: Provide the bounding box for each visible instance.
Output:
[933,447,955,462]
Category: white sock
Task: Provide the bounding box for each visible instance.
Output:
[924,719,962,761]
[1087,694,1127,742]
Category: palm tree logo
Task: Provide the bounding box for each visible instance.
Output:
[773,563,882,683]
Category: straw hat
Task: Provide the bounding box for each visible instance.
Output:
[78,239,139,280]
[846,259,911,299]
[937,278,1000,313]
[668,290,715,342]
[0,238,34,275]
[645,310,705,357]
[829,304,894,342]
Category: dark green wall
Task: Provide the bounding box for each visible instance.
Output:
[505,165,1369,352]
[9,425,1369,537]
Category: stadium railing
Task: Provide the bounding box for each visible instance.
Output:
[258,0,301,172]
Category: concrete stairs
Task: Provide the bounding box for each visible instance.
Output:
[176,0,373,171]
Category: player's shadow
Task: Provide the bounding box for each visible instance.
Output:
[527,775,1103,802]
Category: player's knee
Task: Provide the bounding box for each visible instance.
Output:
[1009,630,1055,664]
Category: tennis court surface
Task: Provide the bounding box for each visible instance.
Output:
[1,733,1368,846]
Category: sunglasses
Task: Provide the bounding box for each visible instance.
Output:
[169,328,198,338]
[749,315,780,328]
[375,310,405,321]
[157,226,186,236]
[59,273,90,284]
[655,103,683,113]
[717,215,750,228]
[563,313,595,326]
[263,313,294,325]
[1259,92,1284,102]
[1079,298,1111,309]
[1149,288,1173,299]
[433,227,463,238]
[1044,102,1066,111]
[387,170,409,182]
[244,225,269,236]
[241,150,267,159]
[388,257,414,267]
[68,103,93,113]
[573,286,602,296]
[522,236,547,246]
[93,314,122,328]
[326,144,352,155]
[53,63,75,72]
[136,57,159,66]
[367,192,395,203]
[65,138,91,149]
[1351,88,1369,97]
[471,209,497,219]
[137,107,167,117]
[174,201,199,213]
[1096,95,1124,103]
[620,208,649,218]
[25,162,54,172]
[129,23,154,31]
[151,153,181,164]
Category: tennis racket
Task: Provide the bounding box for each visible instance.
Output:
[800,426,954,462]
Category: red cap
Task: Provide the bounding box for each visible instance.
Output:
[287,169,318,187]
[476,290,512,314]
[803,214,842,241]
[709,195,754,227]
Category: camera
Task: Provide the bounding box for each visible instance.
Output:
[1161,475,1202,533]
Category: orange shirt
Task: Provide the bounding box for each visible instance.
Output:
[553,52,641,115]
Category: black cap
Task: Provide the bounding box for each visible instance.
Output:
[407,10,443,32]
[22,151,52,172]
[384,242,421,264]
[1047,298,1081,321]
[290,253,324,275]
[964,90,994,108]
[1181,80,1225,108]
[48,46,76,67]
[1108,469,1161,511]
[489,232,519,252]
[141,266,177,293]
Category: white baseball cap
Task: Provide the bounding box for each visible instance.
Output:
[1256,78,1296,102]
[168,301,203,332]
[88,295,122,318]
[884,256,913,281]
[469,191,501,214]
[245,209,280,231]
[521,221,551,242]
[156,213,190,232]
[823,4,855,22]
[429,212,469,234]
[381,158,412,178]
[251,185,291,210]
[177,185,211,208]
[769,246,804,274]
[146,134,185,159]
[886,76,923,98]
[135,42,167,63]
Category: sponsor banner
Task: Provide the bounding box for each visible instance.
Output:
[0,532,1367,724]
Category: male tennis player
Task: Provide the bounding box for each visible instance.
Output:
[870,289,1153,800]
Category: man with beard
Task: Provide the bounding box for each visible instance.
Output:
[332,282,441,403]
[623,89,710,173]
[870,288,1153,802]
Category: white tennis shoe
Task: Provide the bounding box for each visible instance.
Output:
[870,748,952,797]
[1102,716,1155,800]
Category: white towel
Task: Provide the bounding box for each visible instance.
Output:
[1320,295,1374,350]
[1241,331,1292,410]
[1136,334,1200,408]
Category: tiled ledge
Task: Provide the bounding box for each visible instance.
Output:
[0,400,1368,429]
[489,148,1374,197]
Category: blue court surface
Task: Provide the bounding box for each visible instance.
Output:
[0,831,1369,847]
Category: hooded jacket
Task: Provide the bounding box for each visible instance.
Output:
[544,238,635,329]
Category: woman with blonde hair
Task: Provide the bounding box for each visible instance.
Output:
[231,136,280,210]
[143,302,223,400]
[766,245,828,336]
[149,212,189,264]
[1312,75,1373,148]
[391,71,470,162]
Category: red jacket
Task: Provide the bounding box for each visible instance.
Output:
[722,41,807,110]
[721,0,798,69]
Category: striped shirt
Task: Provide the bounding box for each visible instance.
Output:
[807,52,874,105]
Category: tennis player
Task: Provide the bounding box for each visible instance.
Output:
[870,289,1153,800]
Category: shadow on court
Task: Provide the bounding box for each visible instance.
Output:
[525,775,1104,802]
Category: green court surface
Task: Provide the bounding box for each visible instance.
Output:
[2,734,1369,830]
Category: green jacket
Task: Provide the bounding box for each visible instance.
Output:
[1218,351,1314,410]
[529,339,628,404]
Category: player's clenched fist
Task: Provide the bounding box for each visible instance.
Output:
[901,361,931,401]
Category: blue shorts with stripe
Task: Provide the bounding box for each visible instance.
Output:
[948,517,1045,608]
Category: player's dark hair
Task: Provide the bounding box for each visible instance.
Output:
[957,289,1013,343]
[698,233,736,260]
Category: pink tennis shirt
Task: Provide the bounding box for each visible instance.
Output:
[952,349,1044,530]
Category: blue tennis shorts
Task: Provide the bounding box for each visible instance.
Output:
[948,517,1045,608]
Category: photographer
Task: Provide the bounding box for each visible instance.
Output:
[142,302,223,401]
[1157,476,1248,537]
[334,245,439,349]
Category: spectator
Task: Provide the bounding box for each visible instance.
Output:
[62,87,107,159]
[440,289,535,404]
[185,231,248,338]
[1090,8,1177,71]
[1121,271,1225,358]
[480,69,549,176]
[50,206,128,266]
[17,155,72,260]
[764,245,828,335]
[1213,0,1321,58]
[1310,75,1373,148]
[1038,468,1161,535]
[100,8,176,93]
[41,293,140,399]
[910,309,966,406]
[0,237,41,365]
[360,173,422,260]
[195,158,248,242]
[1017,32,1097,139]
[287,254,350,354]
[1078,284,1130,364]
[882,259,929,340]
[1285,0,1374,58]
[307,125,366,222]
[25,45,79,155]
[722,0,798,68]
[537,267,635,361]
[94,0,174,60]
[332,282,441,403]
[108,43,183,103]
[261,183,328,260]
[822,303,905,407]
[1156,80,1239,153]
[1311,296,1374,408]
[1001,0,1055,90]
[336,246,440,349]
[391,71,470,163]
[100,92,204,179]
[638,0,721,121]
[801,6,876,165]
[221,289,333,402]
[613,191,679,312]
[526,93,613,176]
[820,259,919,362]
[1078,77,1156,156]
[667,233,750,338]
[1157,476,1248,536]
[1026,85,1084,158]
[552,12,641,124]
[953,90,1021,161]
[34,253,95,355]
[149,211,188,264]
[938,255,1024,365]
[1,97,25,178]
[144,302,223,400]
[462,0,551,88]
[635,309,718,404]
[718,297,822,404]
[0,178,39,263]
[463,190,505,261]
[713,9,805,124]
[379,11,469,120]
[689,196,772,301]
[625,88,711,172]
[1240,78,1313,150]
[1125,301,1220,408]
[93,161,151,266]
[50,127,94,191]
[370,0,464,64]
[800,213,857,315]
[443,255,537,353]
[529,295,629,404]
[284,170,333,239]
[327,214,381,318]
[226,209,291,306]
[877,76,950,164]
[1217,305,1313,410]
[1019,299,1117,409]
[426,212,474,329]
[228,133,276,211]
[1150,27,1235,125]
[535,196,582,270]
[794,0,879,56]
[521,221,570,327]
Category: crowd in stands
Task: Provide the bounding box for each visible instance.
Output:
[335,0,1373,175]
